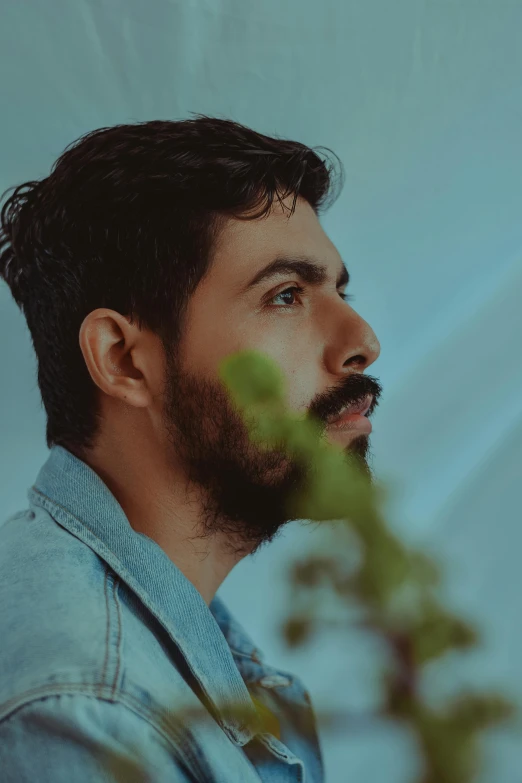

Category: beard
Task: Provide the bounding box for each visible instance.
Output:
[161,346,379,559]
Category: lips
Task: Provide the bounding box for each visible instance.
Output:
[326,394,373,424]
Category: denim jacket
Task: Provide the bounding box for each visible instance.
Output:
[0,445,324,782]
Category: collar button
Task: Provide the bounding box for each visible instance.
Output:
[259,674,291,688]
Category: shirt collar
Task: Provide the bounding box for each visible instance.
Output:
[27,445,263,745]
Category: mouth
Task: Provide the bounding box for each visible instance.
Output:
[326,394,373,425]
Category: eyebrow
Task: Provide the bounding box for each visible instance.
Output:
[239,255,350,296]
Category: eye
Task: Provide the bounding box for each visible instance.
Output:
[268,285,306,308]
[266,285,354,309]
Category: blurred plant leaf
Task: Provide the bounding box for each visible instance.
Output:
[98,349,518,783]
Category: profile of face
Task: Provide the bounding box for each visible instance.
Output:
[160,196,382,558]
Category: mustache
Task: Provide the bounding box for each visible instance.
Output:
[311,373,383,423]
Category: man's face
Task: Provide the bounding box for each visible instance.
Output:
[161,196,381,557]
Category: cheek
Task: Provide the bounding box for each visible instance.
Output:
[284,368,321,417]
[178,313,235,377]
[250,348,322,419]
[243,327,323,414]
[183,299,321,414]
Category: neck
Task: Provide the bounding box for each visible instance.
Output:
[78,432,244,606]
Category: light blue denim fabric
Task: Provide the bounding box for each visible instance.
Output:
[0,445,324,782]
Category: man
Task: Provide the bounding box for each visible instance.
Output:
[0,116,381,781]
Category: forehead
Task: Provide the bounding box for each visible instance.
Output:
[209,197,342,288]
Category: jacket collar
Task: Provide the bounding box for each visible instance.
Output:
[28,445,263,745]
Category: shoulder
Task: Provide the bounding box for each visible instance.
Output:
[0,505,112,707]
[0,506,191,725]
[0,693,195,782]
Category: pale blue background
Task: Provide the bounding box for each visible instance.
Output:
[1,2,521,780]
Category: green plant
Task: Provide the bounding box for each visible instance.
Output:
[104,349,516,783]
[218,350,515,783]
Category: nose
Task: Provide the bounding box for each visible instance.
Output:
[342,316,380,373]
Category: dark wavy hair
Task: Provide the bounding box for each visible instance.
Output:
[0,115,343,457]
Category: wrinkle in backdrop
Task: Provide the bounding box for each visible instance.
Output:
[1,1,521,780]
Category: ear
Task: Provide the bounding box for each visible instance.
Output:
[78,308,153,408]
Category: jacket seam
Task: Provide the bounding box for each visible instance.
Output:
[0,686,207,777]
[99,569,111,697]
[111,572,123,699]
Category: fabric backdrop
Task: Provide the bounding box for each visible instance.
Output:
[1,2,521,780]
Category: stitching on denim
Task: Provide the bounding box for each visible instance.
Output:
[0,685,212,778]
[29,489,119,556]
[26,489,258,749]
[28,490,185,653]
[99,569,111,697]
[110,574,123,699]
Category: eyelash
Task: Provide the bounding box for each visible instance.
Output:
[267,285,354,310]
